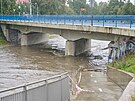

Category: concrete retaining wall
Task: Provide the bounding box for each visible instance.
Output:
[107,66,135,101]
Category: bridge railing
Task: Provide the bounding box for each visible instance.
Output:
[0,72,70,101]
[0,15,135,28]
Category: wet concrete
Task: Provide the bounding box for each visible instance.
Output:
[0,36,123,100]
[73,71,123,101]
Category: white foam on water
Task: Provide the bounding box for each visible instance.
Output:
[98,88,103,92]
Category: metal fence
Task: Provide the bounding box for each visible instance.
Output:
[0,72,70,101]
[0,15,135,28]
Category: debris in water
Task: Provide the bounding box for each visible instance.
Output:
[94,80,97,83]
[98,88,103,92]
[83,68,103,72]
[90,74,93,77]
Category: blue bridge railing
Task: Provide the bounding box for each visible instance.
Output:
[0,15,135,28]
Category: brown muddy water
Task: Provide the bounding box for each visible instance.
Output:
[0,37,123,101]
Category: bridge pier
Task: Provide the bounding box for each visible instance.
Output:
[1,25,10,41]
[1,25,21,44]
[21,33,49,46]
[65,38,91,56]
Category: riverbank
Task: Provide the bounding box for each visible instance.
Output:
[108,54,135,101]
[109,54,135,74]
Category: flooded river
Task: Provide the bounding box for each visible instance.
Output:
[0,36,123,101]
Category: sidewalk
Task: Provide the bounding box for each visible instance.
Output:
[72,71,123,101]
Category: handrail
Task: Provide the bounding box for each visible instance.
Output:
[0,15,135,28]
[0,72,68,93]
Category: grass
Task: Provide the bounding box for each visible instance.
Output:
[0,37,7,45]
[109,54,135,74]
[132,97,135,101]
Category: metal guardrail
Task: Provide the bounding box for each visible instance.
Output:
[0,15,135,28]
[0,72,70,101]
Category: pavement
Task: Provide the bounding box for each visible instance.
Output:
[72,71,123,101]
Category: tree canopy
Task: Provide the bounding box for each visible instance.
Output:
[0,0,16,15]
[0,0,135,15]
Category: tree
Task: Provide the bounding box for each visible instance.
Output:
[1,0,135,15]
[0,0,16,15]
[121,1,135,15]
[31,0,66,15]
[107,0,119,14]
[98,2,108,15]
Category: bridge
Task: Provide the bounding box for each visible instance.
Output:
[0,15,135,56]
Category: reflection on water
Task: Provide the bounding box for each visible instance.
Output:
[0,38,123,101]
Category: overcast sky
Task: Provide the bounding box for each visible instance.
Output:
[95,0,134,3]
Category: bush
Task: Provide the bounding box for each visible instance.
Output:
[0,37,7,45]
[109,54,135,74]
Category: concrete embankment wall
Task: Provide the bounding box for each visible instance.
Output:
[107,66,135,101]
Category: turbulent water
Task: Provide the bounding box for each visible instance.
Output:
[0,36,123,101]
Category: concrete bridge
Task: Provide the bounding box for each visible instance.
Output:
[0,15,135,56]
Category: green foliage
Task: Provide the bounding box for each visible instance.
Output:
[120,2,135,15]
[68,0,89,15]
[110,54,135,74]
[98,2,108,15]
[0,30,6,45]
[0,37,7,45]
[32,0,67,15]
[132,96,135,101]
[1,0,135,15]
[0,31,3,37]
[68,0,135,15]
[0,0,17,15]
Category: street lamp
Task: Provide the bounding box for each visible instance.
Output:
[30,2,38,15]
[34,3,38,15]
[18,5,21,15]
[13,9,15,15]
[29,0,38,15]
[24,5,26,14]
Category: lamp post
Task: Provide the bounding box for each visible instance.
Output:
[35,3,38,15]
[13,9,15,15]
[30,3,38,15]
[29,0,38,15]
[24,5,26,15]
[30,0,32,15]
[18,5,21,15]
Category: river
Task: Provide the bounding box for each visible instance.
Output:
[0,35,123,101]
